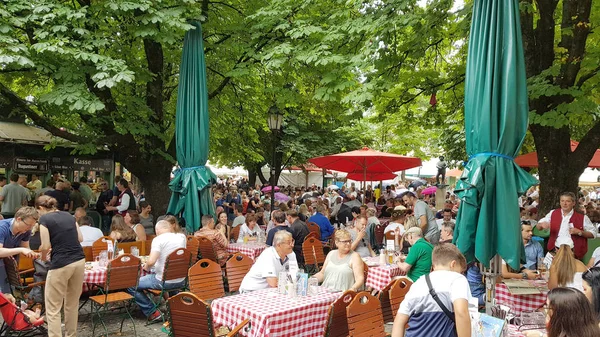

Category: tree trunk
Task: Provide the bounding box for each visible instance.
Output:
[247,169,257,187]
[531,124,584,215]
[522,0,599,216]
[140,172,173,217]
[117,151,174,216]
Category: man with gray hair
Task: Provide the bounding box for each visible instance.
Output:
[440,221,455,244]
[239,230,297,293]
[128,219,186,323]
[397,227,433,282]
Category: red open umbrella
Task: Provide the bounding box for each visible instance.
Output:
[346,172,398,181]
[515,140,600,168]
[309,147,422,184]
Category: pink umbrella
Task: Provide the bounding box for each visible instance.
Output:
[261,186,280,192]
[421,186,437,195]
[274,192,290,202]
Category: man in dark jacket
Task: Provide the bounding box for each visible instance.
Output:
[287,210,309,265]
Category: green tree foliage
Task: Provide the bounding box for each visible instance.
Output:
[0,0,368,211]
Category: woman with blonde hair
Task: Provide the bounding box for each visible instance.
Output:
[109,214,136,243]
[313,229,364,292]
[298,204,310,221]
[548,238,588,292]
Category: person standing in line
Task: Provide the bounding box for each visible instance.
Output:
[0,173,28,213]
[36,195,84,337]
[402,192,440,244]
[96,181,114,234]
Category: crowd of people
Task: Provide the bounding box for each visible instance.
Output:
[2,170,600,336]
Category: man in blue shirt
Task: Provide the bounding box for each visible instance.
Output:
[308,204,334,242]
[522,221,544,270]
[0,207,39,293]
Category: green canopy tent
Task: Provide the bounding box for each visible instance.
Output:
[453,0,538,271]
[167,22,216,233]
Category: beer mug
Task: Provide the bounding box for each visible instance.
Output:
[95,250,108,267]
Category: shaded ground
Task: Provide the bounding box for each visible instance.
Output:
[4,299,395,336]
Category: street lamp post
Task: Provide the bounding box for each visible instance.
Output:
[267,105,283,213]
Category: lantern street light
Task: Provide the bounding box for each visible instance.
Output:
[267,105,283,213]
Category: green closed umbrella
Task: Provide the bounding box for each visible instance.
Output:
[454,0,538,270]
[167,21,216,233]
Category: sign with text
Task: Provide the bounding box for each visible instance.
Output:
[13,157,49,172]
[0,156,11,168]
[50,157,113,172]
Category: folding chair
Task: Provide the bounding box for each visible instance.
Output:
[302,237,325,275]
[0,292,46,337]
[92,236,115,259]
[146,248,192,323]
[89,254,141,337]
[167,292,249,337]
[196,236,218,263]
[144,235,156,255]
[307,221,321,239]
[83,247,93,262]
[115,241,143,255]
[188,259,224,301]
[346,291,386,337]
[17,254,35,284]
[186,236,200,264]
[378,280,395,324]
[225,253,252,294]
[2,257,44,305]
[388,278,412,320]
[305,232,319,240]
[378,277,412,323]
[323,290,356,337]
[374,224,385,249]
[230,226,241,243]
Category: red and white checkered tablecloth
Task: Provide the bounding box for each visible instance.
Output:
[364,257,406,291]
[83,261,149,288]
[211,287,340,337]
[227,243,267,261]
[495,282,548,315]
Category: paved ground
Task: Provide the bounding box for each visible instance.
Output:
[77,302,168,337]
[4,299,395,336]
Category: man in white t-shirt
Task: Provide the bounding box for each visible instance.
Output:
[239,230,296,293]
[128,220,186,323]
[79,216,103,247]
[392,244,472,337]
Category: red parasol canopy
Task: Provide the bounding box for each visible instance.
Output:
[309,147,422,184]
[346,172,398,181]
[515,140,600,168]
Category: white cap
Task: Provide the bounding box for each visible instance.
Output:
[555,235,574,248]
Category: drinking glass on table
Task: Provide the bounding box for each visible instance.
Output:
[537,257,546,273]
[96,250,108,267]
[278,272,288,295]
[131,246,139,257]
[308,277,319,295]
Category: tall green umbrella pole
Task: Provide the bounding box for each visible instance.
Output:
[454,0,538,271]
[167,22,216,233]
